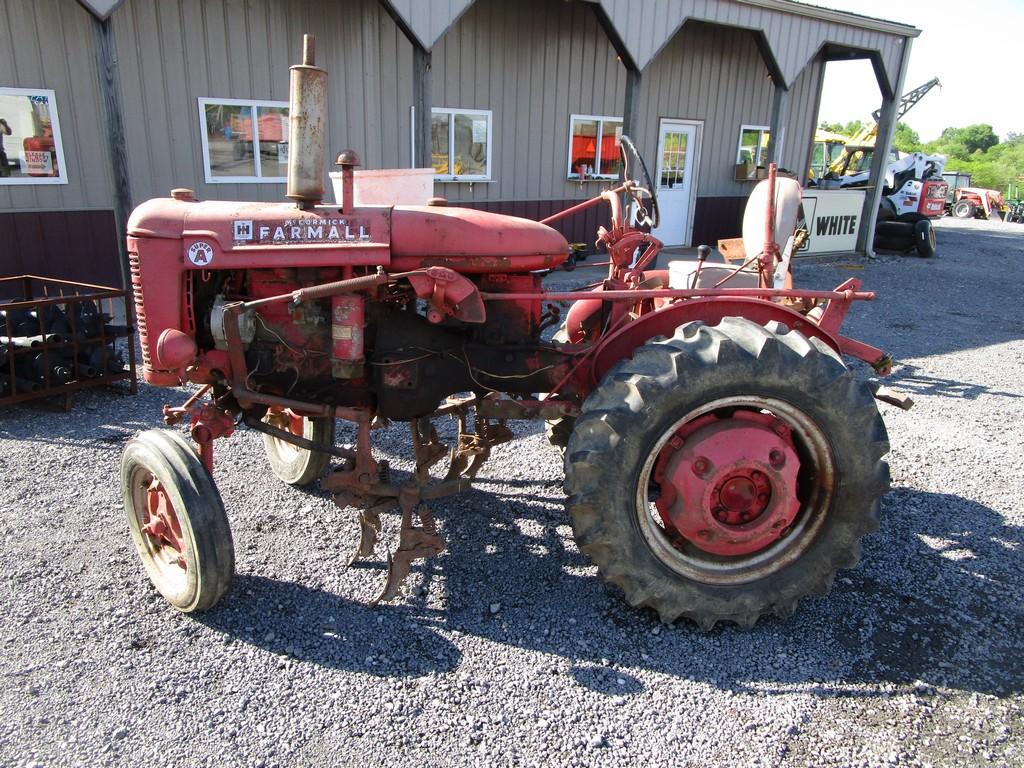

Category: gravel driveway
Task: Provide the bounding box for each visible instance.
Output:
[1,216,1022,767]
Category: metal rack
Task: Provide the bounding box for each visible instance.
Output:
[0,275,137,410]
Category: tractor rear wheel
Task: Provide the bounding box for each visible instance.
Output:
[262,408,335,486]
[952,199,976,219]
[563,317,889,629]
[121,429,234,612]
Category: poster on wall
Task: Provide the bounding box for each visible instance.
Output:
[0,87,69,185]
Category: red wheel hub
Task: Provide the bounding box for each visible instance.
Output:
[653,411,801,556]
[267,406,305,437]
[141,478,187,570]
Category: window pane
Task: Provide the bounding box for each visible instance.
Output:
[599,120,623,176]
[659,130,688,189]
[205,103,256,177]
[255,105,289,178]
[738,128,761,164]
[0,90,64,182]
[431,113,450,175]
[452,113,488,177]
[758,130,771,164]
[570,119,598,177]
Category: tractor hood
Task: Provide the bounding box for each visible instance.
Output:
[390,206,569,273]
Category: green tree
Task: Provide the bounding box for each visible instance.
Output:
[818,119,865,138]
[892,122,921,153]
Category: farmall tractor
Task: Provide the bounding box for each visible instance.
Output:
[121,38,903,630]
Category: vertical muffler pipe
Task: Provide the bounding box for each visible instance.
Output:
[287,34,327,208]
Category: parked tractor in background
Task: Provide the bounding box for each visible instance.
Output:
[943,171,1005,220]
[120,36,907,631]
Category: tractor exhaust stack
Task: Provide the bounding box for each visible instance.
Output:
[286,34,327,209]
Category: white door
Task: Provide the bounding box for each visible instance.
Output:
[651,120,701,246]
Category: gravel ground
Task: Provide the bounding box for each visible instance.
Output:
[1,216,1022,767]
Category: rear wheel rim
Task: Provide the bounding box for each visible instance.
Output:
[635,395,835,586]
[130,468,188,593]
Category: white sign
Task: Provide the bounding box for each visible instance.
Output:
[24,150,52,175]
[799,190,866,254]
[471,118,487,144]
[187,241,215,266]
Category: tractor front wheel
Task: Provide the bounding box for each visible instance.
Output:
[121,429,234,612]
[564,317,889,629]
[952,199,976,219]
[261,408,335,486]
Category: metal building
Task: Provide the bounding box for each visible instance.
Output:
[0,0,919,286]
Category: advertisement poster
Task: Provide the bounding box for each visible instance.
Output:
[0,87,68,185]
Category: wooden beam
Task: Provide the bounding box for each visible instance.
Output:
[413,45,432,169]
[623,67,641,143]
[766,84,789,166]
[92,15,132,291]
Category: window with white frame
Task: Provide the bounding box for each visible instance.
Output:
[0,87,69,185]
[198,98,289,183]
[736,125,771,165]
[567,115,623,179]
[430,108,491,181]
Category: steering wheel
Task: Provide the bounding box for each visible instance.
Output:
[619,134,660,229]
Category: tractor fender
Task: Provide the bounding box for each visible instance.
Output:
[587,296,842,387]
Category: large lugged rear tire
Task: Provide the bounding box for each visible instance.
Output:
[121,429,234,612]
[564,317,889,629]
[262,408,335,486]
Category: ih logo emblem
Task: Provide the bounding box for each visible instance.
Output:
[187,241,215,267]
[233,219,254,241]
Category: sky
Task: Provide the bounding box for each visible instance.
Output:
[805,0,1022,142]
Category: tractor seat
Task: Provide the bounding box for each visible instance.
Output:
[389,205,569,273]
[667,262,761,289]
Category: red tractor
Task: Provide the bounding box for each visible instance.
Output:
[122,38,903,629]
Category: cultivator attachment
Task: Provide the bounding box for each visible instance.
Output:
[321,396,517,601]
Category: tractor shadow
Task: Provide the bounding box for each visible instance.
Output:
[425,484,1024,699]
[196,480,1024,697]
[194,573,462,678]
[887,363,1023,400]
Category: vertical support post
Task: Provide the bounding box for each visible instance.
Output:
[92,15,132,292]
[413,45,432,169]
[857,38,914,254]
[766,80,789,167]
[623,67,641,143]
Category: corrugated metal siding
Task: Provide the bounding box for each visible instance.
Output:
[385,0,475,50]
[432,0,626,205]
[634,21,774,198]
[0,0,116,213]
[111,0,413,206]
[782,53,825,179]
[598,0,908,91]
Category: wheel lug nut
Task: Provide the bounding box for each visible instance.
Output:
[769,449,785,468]
[692,457,711,476]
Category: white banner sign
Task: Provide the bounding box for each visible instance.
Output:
[799,190,866,254]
